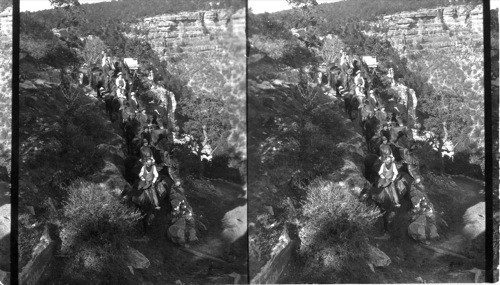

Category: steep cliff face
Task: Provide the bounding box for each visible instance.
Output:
[0,6,11,37]
[365,4,482,53]
[126,8,245,60]
[365,4,484,162]
[0,6,11,162]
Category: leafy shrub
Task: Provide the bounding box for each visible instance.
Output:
[61,180,141,283]
[298,179,381,282]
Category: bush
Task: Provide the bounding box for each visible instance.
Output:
[61,180,141,283]
[298,179,381,282]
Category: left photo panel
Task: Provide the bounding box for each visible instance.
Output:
[18,0,247,284]
[0,0,11,284]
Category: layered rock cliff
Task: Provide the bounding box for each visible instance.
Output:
[125,8,245,60]
[0,5,11,164]
[364,4,484,165]
[364,4,483,53]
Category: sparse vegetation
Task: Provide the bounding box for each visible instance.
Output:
[298,180,380,283]
[60,180,141,284]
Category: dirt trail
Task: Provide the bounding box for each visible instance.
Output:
[131,179,247,285]
[370,175,485,283]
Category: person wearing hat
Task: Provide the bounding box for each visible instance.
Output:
[140,125,152,144]
[163,149,180,183]
[337,85,345,97]
[367,89,379,111]
[379,135,393,161]
[136,108,148,128]
[128,92,141,111]
[97,86,105,98]
[101,51,113,92]
[402,148,421,184]
[378,155,400,207]
[387,67,395,86]
[140,138,154,163]
[115,72,127,103]
[380,124,392,143]
[354,70,365,107]
[138,157,160,209]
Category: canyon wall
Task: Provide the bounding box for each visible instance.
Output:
[364,4,483,53]
[365,4,484,163]
[126,8,245,60]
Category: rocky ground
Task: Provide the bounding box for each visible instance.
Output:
[248,30,487,282]
[18,73,247,284]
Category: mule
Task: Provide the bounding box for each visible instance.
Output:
[104,94,122,122]
[362,155,414,236]
[90,67,106,97]
[363,116,380,151]
[123,159,174,233]
[344,92,360,121]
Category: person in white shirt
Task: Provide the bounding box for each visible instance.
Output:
[378,156,400,207]
[138,158,160,209]
[115,72,127,105]
[354,70,365,107]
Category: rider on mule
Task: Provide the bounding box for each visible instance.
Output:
[340,49,354,74]
[140,138,154,163]
[136,109,149,129]
[163,149,181,184]
[138,157,161,210]
[402,148,421,184]
[101,51,114,92]
[378,156,400,208]
[115,72,127,105]
[129,92,141,111]
[380,124,392,143]
[354,70,365,108]
[140,126,152,145]
[379,135,393,160]
[367,89,379,112]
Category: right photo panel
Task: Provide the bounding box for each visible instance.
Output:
[248,0,486,283]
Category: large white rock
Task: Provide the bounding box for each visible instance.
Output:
[462,202,485,240]
[0,204,9,271]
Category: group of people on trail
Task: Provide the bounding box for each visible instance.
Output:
[330,47,422,209]
[96,50,178,211]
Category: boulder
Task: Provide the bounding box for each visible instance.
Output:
[168,217,187,244]
[462,202,485,240]
[0,204,9,272]
[428,223,439,239]
[33,79,47,86]
[255,81,275,90]
[19,81,37,90]
[0,269,10,285]
[125,247,150,269]
[20,225,58,285]
[408,214,427,241]
[366,244,391,267]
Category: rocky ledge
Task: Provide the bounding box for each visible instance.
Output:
[125,8,245,59]
[365,4,483,53]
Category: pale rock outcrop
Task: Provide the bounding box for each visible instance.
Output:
[462,202,485,240]
[126,8,245,60]
[367,4,483,53]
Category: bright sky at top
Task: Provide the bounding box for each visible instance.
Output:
[492,0,500,10]
[20,0,115,12]
[248,0,344,14]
